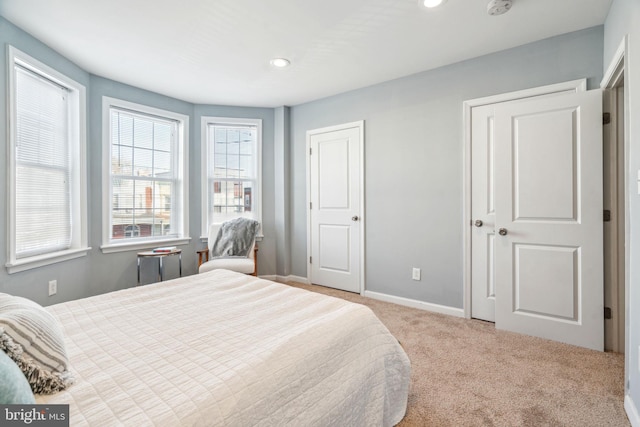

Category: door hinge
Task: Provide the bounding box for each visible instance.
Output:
[309,256,312,264]
[310,202,312,209]
[603,112,611,125]
[604,210,611,222]
[604,307,612,319]
[309,147,312,155]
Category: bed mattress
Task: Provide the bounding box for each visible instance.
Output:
[36,269,410,426]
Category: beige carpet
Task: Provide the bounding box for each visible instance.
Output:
[285,282,629,427]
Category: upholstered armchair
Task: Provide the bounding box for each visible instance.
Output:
[197,220,259,276]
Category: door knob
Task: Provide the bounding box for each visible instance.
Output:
[352,215,360,221]
[474,219,483,227]
[498,228,508,236]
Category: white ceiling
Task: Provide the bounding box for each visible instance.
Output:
[0,0,612,107]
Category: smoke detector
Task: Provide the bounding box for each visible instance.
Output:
[487,0,512,16]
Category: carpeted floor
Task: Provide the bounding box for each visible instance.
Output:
[285,281,629,427]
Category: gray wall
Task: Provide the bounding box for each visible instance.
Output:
[290,27,604,308]
[604,0,640,416]
[0,16,276,304]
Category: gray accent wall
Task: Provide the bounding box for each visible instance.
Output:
[290,27,604,309]
[604,0,640,417]
[274,107,291,277]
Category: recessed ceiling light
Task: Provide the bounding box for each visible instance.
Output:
[423,0,446,8]
[270,58,290,68]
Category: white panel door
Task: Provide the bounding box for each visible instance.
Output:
[471,104,497,321]
[309,124,362,293]
[493,90,603,351]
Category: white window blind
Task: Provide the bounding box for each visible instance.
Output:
[109,108,180,242]
[14,65,72,258]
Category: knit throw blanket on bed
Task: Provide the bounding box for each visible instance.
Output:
[211,218,259,258]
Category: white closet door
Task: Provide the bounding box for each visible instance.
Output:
[493,90,603,351]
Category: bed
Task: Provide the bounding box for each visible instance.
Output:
[31,269,411,426]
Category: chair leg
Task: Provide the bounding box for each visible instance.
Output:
[252,244,258,276]
[197,249,209,269]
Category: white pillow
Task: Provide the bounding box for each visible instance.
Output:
[0,293,73,394]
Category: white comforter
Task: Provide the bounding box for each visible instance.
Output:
[37,270,411,426]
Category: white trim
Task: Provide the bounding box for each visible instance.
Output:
[626,395,640,427]
[6,45,89,274]
[200,116,263,237]
[275,274,311,285]
[601,35,633,410]
[6,248,91,274]
[364,290,465,318]
[101,97,190,253]
[463,78,587,109]
[306,121,365,295]
[462,79,587,318]
[601,37,627,89]
[601,36,629,357]
[100,237,191,254]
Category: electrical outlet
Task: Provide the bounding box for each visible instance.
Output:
[412,268,421,281]
[48,280,57,296]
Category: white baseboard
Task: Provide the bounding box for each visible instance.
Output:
[276,275,310,285]
[258,274,277,281]
[364,290,465,318]
[626,394,640,427]
[266,276,464,318]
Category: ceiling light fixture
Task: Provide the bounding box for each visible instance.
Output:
[270,58,290,68]
[487,0,512,16]
[423,0,445,7]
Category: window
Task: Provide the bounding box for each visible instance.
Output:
[201,117,262,236]
[6,46,89,274]
[102,97,189,252]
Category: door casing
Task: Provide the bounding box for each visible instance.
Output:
[600,35,629,371]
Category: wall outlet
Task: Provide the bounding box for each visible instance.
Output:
[48,280,57,296]
[412,268,421,281]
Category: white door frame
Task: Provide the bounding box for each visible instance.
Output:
[601,35,630,391]
[306,121,366,294]
[463,79,587,319]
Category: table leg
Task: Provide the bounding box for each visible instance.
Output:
[179,253,182,277]
[137,256,141,286]
[159,257,164,282]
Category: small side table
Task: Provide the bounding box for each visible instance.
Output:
[137,249,182,285]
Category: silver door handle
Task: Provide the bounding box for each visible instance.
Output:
[498,228,508,236]
[474,220,483,227]
[352,216,360,221]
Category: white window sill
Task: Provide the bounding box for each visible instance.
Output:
[100,238,191,254]
[6,247,92,274]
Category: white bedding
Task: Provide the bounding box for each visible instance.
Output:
[37,270,411,426]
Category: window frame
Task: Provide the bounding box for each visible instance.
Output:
[101,97,190,253]
[6,46,89,274]
[201,116,262,239]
